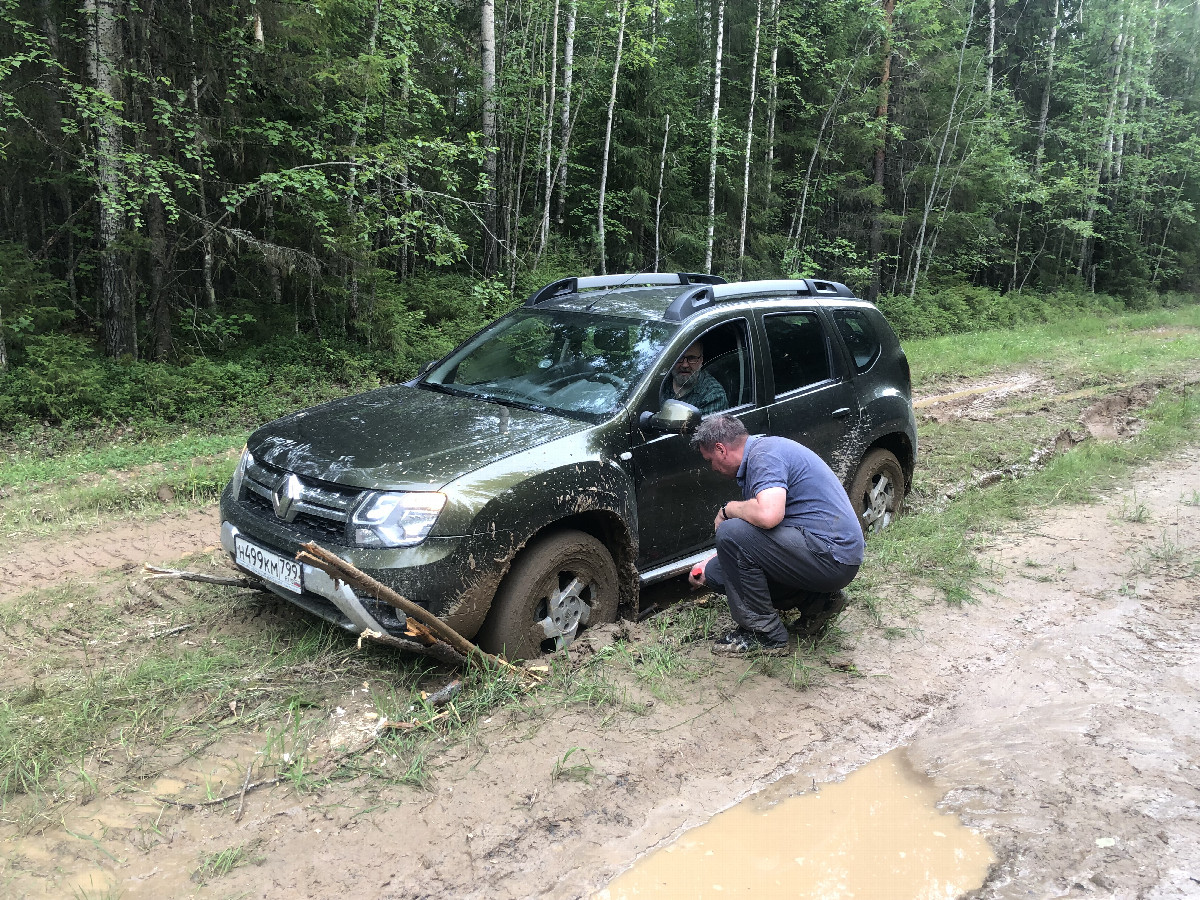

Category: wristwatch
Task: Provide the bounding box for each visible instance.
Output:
[721,503,729,520]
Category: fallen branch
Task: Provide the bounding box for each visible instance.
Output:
[142,564,260,588]
[234,758,255,823]
[297,542,528,677]
[156,776,283,809]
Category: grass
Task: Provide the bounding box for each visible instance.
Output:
[905,305,1200,386]
[193,841,264,884]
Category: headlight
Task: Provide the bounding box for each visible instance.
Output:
[230,447,253,499]
[351,491,447,547]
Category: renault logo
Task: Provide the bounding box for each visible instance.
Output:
[272,474,303,522]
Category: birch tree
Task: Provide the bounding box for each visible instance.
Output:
[596,0,629,275]
[737,0,763,276]
[705,0,726,274]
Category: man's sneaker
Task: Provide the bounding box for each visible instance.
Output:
[712,627,790,657]
[793,590,849,638]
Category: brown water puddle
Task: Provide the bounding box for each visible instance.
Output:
[597,749,993,900]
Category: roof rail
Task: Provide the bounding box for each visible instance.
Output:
[663,278,858,321]
[710,278,857,301]
[524,272,727,307]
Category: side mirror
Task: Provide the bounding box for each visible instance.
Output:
[638,400,702,435]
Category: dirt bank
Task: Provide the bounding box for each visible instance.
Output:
[4,445,1198,899]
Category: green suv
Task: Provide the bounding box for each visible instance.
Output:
[219,274,916,658]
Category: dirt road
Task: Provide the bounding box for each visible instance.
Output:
[3,443,1198,898]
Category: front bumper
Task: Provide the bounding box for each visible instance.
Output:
[219,484,517,640]
[221,521,405,635]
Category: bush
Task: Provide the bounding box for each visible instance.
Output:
[877,284,1136,341]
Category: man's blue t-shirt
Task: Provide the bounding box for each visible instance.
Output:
[736,435,865,566]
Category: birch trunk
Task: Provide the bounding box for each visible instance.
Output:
[1034,0,1059,178]
[538,0,560,257]
[555,0,577,227]
[1079,6,1127,281]
[737,0,763,276]
[482,0,499,276]
[986,0,996,98]
[909,0,976,298]
[763,0,780,202]
[868,0,896,301]
[705,0,726,274]
[86,0,135,358]
[185,0,217,310]
[596,0,628,275]
[655,114,670,271]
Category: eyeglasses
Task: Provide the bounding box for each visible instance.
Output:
[678,354,703,364]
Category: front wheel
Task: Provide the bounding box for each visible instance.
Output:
[476,529,619,659]
[847,448,905,536]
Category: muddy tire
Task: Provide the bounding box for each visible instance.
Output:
[476,529,619,660]
[848,448,905,536]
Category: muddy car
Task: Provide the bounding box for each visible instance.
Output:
[219,274,916,658]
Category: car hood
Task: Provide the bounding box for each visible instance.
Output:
[248,384,591,491]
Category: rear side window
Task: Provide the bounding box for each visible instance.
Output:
[764,312,831,395]
[832,308,881,372]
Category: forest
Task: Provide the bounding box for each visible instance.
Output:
[1,0,1198,429]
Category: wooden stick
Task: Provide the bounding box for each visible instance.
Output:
[234,758,255,822]
[142,564,259,588]
[296,542,525,676]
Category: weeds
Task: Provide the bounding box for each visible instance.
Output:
[192,841,264,884]
[1117,494,1151,523]
[551,747,594,783]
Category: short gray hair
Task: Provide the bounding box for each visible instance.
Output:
[690,414,747,450]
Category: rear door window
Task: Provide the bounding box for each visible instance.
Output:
[763,312,832,395]
[831,308,881,372]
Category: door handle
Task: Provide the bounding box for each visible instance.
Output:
[832,407,852,418]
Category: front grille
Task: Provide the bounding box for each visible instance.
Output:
[240,458,365,544]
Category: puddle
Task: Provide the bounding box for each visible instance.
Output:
[598,749,993,900]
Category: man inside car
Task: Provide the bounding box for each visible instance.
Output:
[658,339,727,415]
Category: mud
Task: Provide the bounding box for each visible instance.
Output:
[0,506,221,600]
[2,446,1197,899]
[599,749,994,899]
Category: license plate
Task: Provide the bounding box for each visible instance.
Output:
[234,536,303,594]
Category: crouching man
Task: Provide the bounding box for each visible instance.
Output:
[688,415,865,655]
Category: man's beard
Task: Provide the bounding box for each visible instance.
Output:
[673,370,700,393]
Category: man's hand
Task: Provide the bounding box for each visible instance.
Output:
[689,553,716,589]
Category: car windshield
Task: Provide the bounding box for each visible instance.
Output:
[422,309,677,420]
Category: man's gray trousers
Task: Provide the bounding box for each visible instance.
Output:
[702,519,860,643]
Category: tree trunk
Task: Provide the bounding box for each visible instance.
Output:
[986,0,996,98]
[909,0,976,298]
[147,194,172,361]
[596,0,628,275]
[763,0,780,203]
[555,0,577,228]
[86,0,135,359]
[538,0,560,258]
[185,0,217,310]
[737,0,763,276]
[1034,0,1059,178]
[868,0,896,301]
[481,0,499,275]
[655,114,670,271]
[705,0,726,274]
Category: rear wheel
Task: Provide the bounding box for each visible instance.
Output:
[476,529,619,660]
[848,448,905,536]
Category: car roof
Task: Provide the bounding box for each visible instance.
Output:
[524,274,865,323]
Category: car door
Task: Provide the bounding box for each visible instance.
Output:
[758,308,860,479]
[629,317,768,568]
